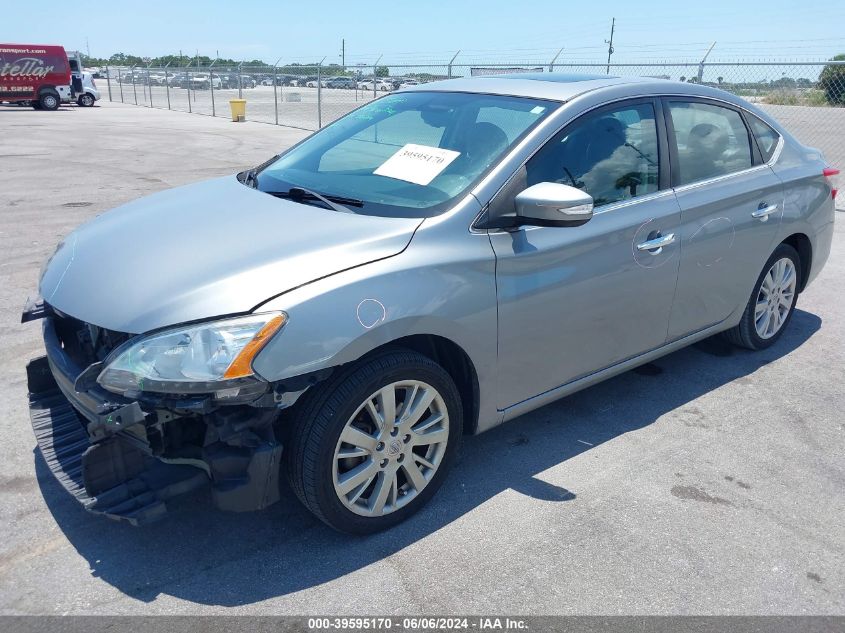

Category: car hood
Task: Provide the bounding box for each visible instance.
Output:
[40,176,422,333]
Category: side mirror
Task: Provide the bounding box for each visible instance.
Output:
[513,182,594,227]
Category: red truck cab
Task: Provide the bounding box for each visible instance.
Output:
[0,44,72,110]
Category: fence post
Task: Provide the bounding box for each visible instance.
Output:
[186,62,192,113]
[238,61,243,99]
[131,66,138,105]
[373,55,382,99]
[209,58,218,117]
[549,47,563,73]
[164,62,171,110]
[106,66,112,101]
[273,60,280,125]
[317,62,322,129]
[147,62,153,108]
[117,67,124,102]
[448,50,460,79]
[697,42,716,83]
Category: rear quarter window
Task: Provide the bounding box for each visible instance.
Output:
[747,114,781,163]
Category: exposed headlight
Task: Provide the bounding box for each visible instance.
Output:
[97,312,287,396]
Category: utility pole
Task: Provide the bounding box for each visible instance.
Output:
[341,39,345,68]
[85,37,90,58]
[605,17,615,74]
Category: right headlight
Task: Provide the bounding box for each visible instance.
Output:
[97,312,287,396]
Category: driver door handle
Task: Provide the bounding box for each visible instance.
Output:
[636,232,676,254]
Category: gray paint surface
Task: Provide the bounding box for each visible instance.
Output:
[1,101,843,615]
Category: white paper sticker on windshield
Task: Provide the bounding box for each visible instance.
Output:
[374,144,461,186]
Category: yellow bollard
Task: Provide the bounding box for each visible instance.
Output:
[228,99,246,122]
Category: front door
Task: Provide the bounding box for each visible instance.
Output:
[489,99,682,410]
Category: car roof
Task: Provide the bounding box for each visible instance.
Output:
[399,73,747,105]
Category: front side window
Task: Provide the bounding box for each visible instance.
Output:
[256,92,555,218]
[526,102,660,207]
[668,101,753,185]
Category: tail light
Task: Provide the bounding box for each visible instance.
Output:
[823,167,839,200]
[91,78,97,88]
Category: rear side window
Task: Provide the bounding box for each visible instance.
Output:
[747,114,781,163]
[668,101,752,185]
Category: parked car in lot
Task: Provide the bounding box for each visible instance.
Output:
[325,76,357,89]
[358,79,393,92]
[305,76,324,88]
[164,72,183,88]
[189,73,222,90]
[24,74,837,534]
[397,78,420,89]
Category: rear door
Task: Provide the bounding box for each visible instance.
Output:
[663,98,784,340]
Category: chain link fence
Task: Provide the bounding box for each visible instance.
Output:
[102,60,845,174]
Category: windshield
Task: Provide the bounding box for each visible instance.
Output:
[254,91,556,218]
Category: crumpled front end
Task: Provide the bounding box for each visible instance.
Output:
[25,302,289,525]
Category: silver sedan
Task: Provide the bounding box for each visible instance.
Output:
[27,74,837,533]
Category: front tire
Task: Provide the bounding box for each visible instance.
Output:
[723,243,801,350]
[285,349,463,534]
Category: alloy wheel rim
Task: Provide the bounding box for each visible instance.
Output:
[332,380,449,517]
[755,257,797,339]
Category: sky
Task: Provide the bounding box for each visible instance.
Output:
[2,0,843,65]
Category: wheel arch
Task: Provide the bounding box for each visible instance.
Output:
[780,233,812,292]
[363,334,481,436]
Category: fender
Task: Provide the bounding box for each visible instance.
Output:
[252,200,504,433]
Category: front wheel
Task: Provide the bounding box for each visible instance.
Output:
[723,243,801,350]
[285,349,462,534]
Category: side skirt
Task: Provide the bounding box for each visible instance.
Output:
[497,318,736,426]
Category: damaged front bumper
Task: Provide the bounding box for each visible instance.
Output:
[26,309,287,526]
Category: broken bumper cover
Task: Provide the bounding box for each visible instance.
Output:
[26,313,209,525]
[27,313,286,525]
[28,355,208,525]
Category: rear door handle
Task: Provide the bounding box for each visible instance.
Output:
[752,203,778,221]
[636,232,675,254]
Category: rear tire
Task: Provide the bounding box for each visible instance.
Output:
[722,243,801,350]
[285,348,462,534]
[39,91,60,111]
[78,93,95,107]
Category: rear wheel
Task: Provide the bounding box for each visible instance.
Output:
[78,93,95,107]
[723,243,801,350]
[285,349,462,534]
[39,91,60,111]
